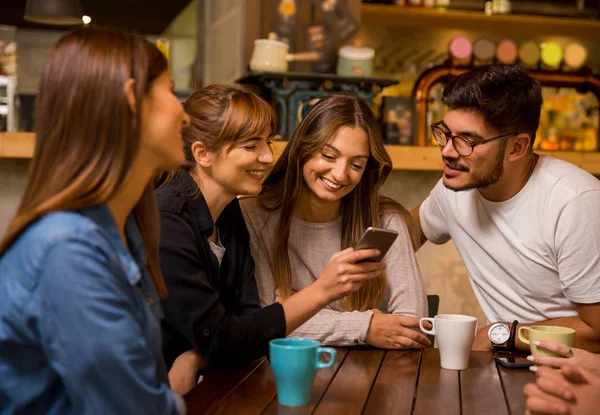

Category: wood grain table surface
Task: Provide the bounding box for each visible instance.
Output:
[184,348,536,415]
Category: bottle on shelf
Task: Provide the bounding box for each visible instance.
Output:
[434,0,450,9]
[383,110,401,145]
[492,0,511,14]
[484,1,493,15]
[539,109,560,151]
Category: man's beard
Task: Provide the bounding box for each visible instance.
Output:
[443,145,505,192]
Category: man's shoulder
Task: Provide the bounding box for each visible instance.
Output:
[535,155,600,199]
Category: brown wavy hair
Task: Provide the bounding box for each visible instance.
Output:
[259,94,418,312]
[0,26,169,297]
[157,84,277,194]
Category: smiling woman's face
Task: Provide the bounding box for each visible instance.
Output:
[205,133,275,199]
[301,125,370,206]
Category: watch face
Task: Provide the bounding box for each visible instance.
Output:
[490,324,510,344]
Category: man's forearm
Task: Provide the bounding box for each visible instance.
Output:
[514,317,600,353]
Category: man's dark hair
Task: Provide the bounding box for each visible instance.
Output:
[442,64,542,151]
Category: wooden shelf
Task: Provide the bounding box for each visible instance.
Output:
[361,4,600,39]
[273,141,600,174]
[0,132,35,158]
[2,133,600,175]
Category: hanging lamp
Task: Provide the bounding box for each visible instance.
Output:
[24,0,83,26]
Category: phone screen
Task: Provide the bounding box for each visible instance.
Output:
[354,227,398,262]
[494,356,532,369]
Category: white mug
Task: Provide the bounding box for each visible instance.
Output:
[419,314,478,371]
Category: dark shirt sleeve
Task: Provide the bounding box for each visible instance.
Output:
[159,210,286,369]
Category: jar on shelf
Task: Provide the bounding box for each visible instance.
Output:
[563,42,587,72]
[449,36,473,66]
[337,42,375,77]
[496,39,518,65]
[540,41,563,71]
[473,38,495,66]
[518,41,540,69]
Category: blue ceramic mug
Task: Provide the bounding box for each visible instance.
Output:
[269,338,336,407]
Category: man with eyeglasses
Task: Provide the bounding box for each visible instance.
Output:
[411,64,600,354]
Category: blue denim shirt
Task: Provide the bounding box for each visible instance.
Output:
[0,205,185,415]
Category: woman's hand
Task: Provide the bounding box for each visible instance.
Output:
[278,248,386,335]
[366,309,431,349]
[524,365,600,415]
[527,341,600,376]
[168,349,208,396]
[314,247,387,304]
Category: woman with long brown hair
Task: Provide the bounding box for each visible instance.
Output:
[0,27,189,414]
[241,93,429,348]
[155,85,384,395]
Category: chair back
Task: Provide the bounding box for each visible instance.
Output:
[426,294,440,347]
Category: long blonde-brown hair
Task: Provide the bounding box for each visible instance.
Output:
[0,27,169,297]
[260,94,418,311]
[157,84,277,194]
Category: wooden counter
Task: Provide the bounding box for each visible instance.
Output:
[3,132,600,174]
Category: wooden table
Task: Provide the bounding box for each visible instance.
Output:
[184,348,536,415]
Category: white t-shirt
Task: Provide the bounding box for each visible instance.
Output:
[420,155,600,323]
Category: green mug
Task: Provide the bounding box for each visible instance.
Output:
[518,326,576,357]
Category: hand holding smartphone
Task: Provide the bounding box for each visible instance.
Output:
[354,227,398,262]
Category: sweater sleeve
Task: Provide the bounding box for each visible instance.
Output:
[158,210,285,368]
[241,201,372,345]
[287,214,428,345]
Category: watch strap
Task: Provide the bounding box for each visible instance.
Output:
[509,320,519,352]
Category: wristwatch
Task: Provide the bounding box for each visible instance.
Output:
[488,322,511,351]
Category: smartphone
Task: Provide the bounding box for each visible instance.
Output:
[354,227,399,262]
[494,355,532,369]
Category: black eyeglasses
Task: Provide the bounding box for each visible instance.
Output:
[431,120,517,157]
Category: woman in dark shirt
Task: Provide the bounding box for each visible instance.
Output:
[156,84,385,394]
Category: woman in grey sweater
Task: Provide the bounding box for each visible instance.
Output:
[240,94,429,349]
